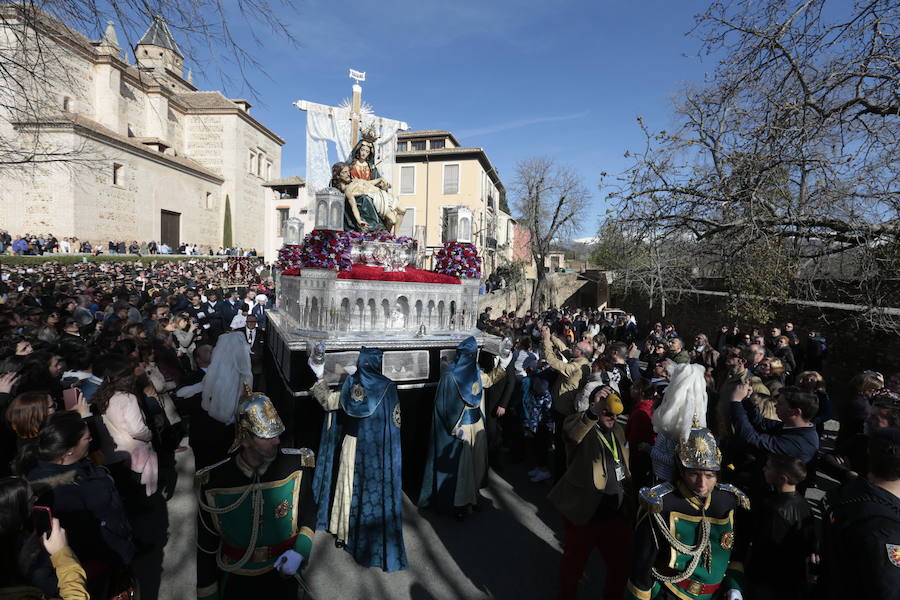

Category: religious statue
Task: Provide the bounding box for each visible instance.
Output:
[348,133,385,186]
[331,161,406,234]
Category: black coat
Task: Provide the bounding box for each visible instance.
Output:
[822,477,900,599]
[239,327,265,373]
[27,460,134,567]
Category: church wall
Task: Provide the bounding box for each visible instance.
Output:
[144,92,168,141]
[0,131,77,236]
[0,127,221,247]
[182,111,284,252]
[0,19,92,119]
[0,11,284,253]
[167,106,184,153]
[120,79,147,138]
[184,113,226,244]
[91,62,121,132]
[64,134,221,247]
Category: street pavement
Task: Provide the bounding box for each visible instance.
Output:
[156,448,609,599]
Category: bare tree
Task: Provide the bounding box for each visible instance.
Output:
[0,0,299,168]
[608,0,900,328]
[511,157,590,311]
[592,221,699,317]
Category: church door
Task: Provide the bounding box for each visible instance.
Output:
[160,210,180,249]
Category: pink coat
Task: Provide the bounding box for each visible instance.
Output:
[101,391,158,495]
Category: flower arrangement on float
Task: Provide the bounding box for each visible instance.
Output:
[277,230,417,275]
[433,241,482,279]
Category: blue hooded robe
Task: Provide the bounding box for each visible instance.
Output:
[418,336,485,514]
[311,347,407,572]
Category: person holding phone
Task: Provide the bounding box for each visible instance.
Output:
[0,476,89,599]
[15,411,134,599]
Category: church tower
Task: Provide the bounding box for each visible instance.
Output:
[136,15,187,88]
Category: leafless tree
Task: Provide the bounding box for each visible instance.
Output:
[592,220,699,317]
[511,157,590,311]
[607,0,900,328]
[0,0,299,169]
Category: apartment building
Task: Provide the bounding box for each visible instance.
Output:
[392,130,515,276]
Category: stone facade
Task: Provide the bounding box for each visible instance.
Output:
[0,7,284,252]
[392,130,515,277]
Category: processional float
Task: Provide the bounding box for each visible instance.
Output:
[267,71,505,396]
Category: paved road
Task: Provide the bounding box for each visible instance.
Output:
[155,448,609,600]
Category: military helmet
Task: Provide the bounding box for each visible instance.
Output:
[676,427,722,471]
[229,385,285,452]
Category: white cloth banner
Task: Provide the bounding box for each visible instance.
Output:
[305,108,406,201]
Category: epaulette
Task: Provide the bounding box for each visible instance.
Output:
[281,447,316,468]
[717,482,750,510]
[639,482,674,514]
[194,456,230,485]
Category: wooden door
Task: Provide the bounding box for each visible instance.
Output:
[160,210,180,249]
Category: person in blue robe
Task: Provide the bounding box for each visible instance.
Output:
[418,336,512,517]
[308,347,407,572]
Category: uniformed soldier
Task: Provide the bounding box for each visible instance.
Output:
[625,427,749,600]
[821,427,900,599]
[195,390,316,599]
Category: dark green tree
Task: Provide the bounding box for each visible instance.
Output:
[223,195,232,248]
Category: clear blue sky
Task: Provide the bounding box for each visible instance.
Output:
[185,0,714,238]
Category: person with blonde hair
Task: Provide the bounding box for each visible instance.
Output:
[837,370,885,451]
[796,370,833,429]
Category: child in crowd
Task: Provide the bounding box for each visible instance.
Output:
[746,454,817,600]
[625,378,658,491]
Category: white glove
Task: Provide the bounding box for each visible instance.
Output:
[499,352,513,370]
[343,365,357,376]
[725,590,743,600]
[275,549,303,576]
[308,358,325,380]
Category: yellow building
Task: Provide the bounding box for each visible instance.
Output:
[392,130,515,277]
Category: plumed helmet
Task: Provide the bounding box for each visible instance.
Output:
[676,427,722,471]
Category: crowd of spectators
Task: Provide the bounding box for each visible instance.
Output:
[1,249,898,598]
[477,305,900,599]
[0,229,258,257]
[0,257,270,598]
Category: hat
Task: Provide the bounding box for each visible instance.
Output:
[676,427,722,471]
[228,386,284,452]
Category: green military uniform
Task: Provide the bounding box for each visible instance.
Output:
[625,428,750,600]
[195,392,317,600]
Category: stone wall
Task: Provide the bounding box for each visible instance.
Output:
[477,273,591,314]
[0,127,222,247]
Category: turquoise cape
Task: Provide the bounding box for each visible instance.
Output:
[417,336,484,514]
[311,347,407,571]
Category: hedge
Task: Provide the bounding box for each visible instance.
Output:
[0,254,228,267]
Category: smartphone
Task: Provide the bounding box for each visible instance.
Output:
[63,388,79,411]
[32,505,52,536]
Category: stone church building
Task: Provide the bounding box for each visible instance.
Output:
[0,6,287,252]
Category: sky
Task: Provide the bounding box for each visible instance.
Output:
[142,0,719,239]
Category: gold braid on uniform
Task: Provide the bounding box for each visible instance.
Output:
[196,473,265,573]
[649,510,712,584]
